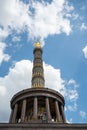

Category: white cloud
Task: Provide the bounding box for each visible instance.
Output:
[0,85,7,96]
[0,59,79,122]
[12,36,21,42]
[80,111,86,119]
[44,62,65,91]
[72,13,79,20]
[80,23,87,30]
[27,0,72,41]
[0,60,33,122]
[67,79,78,88]
[63,79,78,112]
[62,79,78,102]
[67,102,77,111]
[0,42,10,65]
[0,0,29,29]
[83,46,87,59]
[0,28,9,41]
[68,90,78,101]
[0,0,74,44]
[66,118,73,123]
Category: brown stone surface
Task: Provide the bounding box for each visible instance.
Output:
[0,123,87,130]
[11,88,65,107]
[9,88,65,123]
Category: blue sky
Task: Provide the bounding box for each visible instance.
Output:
[0,0,87,123]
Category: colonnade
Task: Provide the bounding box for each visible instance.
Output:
[9,96,66,123]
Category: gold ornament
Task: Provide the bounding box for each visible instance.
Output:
[34,42,41,48]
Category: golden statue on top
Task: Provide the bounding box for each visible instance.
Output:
[34,42,41,48]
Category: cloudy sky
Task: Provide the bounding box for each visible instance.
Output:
[0,0,87,123]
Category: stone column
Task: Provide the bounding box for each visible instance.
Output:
[55,100,61,122]
[33,97,38,120]
[21,99,26,122]
[46,97,51,121]
[12,103,18,123]
[9,109,14,123]
[61,105,66,123]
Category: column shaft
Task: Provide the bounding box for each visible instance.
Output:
[61,105,66,123]
[33,97,38,120]
[55,100,61,122]
[9,109,14,123]
[46,97,51,121]
[12,103,18,123]
[21,99,26,122]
